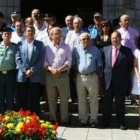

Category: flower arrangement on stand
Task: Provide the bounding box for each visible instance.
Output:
[0,109,58,140]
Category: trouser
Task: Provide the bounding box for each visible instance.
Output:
[76,72,99,124]
[102,84,126,125]
[46,71,69,122]
[69,67,77,100]
[0,70,16,114]
[17,78,40,115]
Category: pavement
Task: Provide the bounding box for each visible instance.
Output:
[39,112,140,140]
[39,99,140,140]
[56,126,140,140]
[56,114,140,140]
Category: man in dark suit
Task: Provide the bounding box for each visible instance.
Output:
[102,31,133,130]
[15,25,45,115]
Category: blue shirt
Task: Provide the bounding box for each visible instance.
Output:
[88,25,100,39]
[72,44,103,73]
[7,24,16,32]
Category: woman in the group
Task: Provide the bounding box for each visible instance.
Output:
[131,35,140,130]
[94,19,113,103]
[95,19,113,50]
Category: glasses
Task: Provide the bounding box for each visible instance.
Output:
[82,38,90,41]
[102,25,109,28]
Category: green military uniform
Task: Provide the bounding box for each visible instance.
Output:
[0,41,16,114]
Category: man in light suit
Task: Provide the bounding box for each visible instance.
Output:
[61,15,74,41]
[15,25,45,115]
[102,31,133,130]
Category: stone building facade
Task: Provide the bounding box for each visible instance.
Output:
[0,0,140,32]
[103,0,140,32]
[0,0,21,23]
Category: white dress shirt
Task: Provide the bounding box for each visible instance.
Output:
[65,30,84,52]
[27,40,34,61]
[11,32,26,44]
[117,26,139,52]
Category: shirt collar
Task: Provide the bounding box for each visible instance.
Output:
[81,44,91,51]
[1,41,11,48]
[51,40,62,48]
[27,40,34,46]
[67,27,73,31]
[112,45,121,49]
[122,26,130,31]
[34,24,45,31]
[74,30,82,35]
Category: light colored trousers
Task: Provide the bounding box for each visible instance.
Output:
[46,71,69,122]
[76,73,99,124]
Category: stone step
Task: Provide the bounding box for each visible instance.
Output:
[39,112,140,129]
[40,99,139,114]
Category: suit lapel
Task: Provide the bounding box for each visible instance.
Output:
[107,46,112,67]
[114,45,123,66]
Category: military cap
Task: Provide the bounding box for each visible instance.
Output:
[44,13,56,20]
[11,11,21,17]
[94,12,102,18]
[0,12,4,18]
[2,27,13,33]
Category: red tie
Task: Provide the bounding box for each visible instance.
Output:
[112,47,117,67]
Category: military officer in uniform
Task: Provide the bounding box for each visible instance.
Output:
[0,27,17,114]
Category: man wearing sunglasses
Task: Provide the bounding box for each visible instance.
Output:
[72,32,102,128]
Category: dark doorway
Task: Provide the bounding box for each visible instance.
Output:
[21,1,102,28]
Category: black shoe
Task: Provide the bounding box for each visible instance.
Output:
[99,97,104,104]
[100,123,109,129]
[131,100,138,106]
[77,122,87,127]
[120,125,127,130]
[40,96,45,101]
[90,122,98,128]
[60,122,69,127]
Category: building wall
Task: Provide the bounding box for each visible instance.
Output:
[0,0,21,23]
[0,0,139,33]
[103,0,140,33]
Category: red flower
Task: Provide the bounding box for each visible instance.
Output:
[19,108,31,117]
[9,110,13,115]
[0,109,58,139]
[26,130,31,135]
[0,115,5,123]
[0,132,4,137]
[53,122,58,130]
[1,125,6,131]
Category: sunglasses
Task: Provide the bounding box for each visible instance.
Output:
[82,38,90,41]
[102,25,109,28]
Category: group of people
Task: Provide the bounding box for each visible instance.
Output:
[0,9,140,130]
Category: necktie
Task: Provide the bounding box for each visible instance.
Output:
[112,47,117,67]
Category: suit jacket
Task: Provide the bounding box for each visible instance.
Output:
[15,39,45,83]
[61,27,69,41]
[103,45,133,93]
